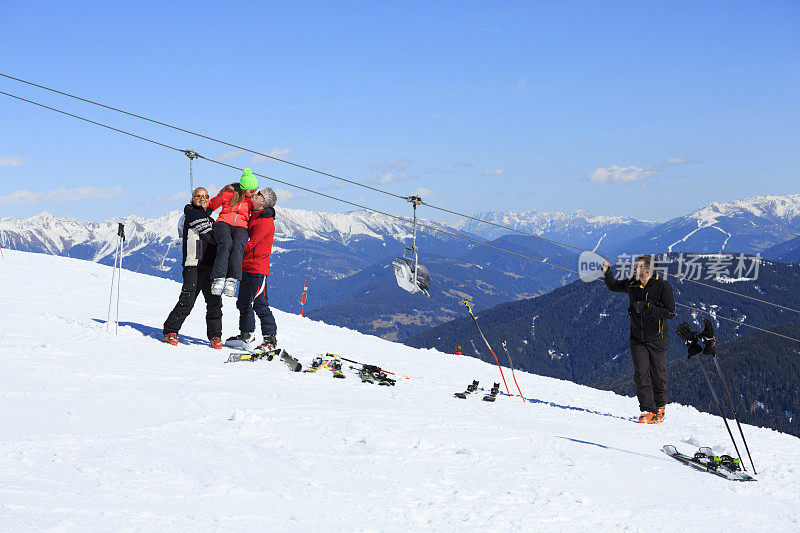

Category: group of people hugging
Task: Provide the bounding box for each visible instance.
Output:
[162,168,279,351]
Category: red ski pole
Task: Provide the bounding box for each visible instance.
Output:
[301,280,308,316]
[463,301,511,397]
[501,340,527,402]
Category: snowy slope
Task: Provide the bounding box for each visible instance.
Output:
[1,250,800,531]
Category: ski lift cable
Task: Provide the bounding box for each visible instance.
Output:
[3,89,800,344]
[3,72,797,315]
[0,88,575,275]
[0,90,184,154]
[0,72,406,201]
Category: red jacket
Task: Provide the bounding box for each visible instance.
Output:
[242,208,275,275]
[209,188,254,228]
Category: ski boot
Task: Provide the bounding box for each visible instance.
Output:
[210,278,226,296]
[223,278,238,297]
[163,332,179,346]
[482,382,500,402]
[255,335,277,351]
[226,331,256,349]
[454,380,479,399]
[655,406,665,424]
[637,412,658,424]
[210,337,223,350]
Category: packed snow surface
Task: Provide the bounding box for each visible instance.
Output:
[1,250,799,531]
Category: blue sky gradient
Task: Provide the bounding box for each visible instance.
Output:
[1,1,798,223]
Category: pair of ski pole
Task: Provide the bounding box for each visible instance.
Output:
[682,320,756,474]
[695,351,757,474]
[463,301,526,403]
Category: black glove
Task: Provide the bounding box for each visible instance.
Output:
[633,300,649,314]
[699,318,716,356]
[676,322,703,358]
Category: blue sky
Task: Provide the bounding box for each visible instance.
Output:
[1,1,799,224]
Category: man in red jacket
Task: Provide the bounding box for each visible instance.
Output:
[226,188,278,350]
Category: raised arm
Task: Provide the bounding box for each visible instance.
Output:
[603,265,630,293]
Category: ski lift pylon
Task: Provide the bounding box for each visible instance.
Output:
[392,195,431,297]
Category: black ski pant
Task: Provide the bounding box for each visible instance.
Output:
[210,221,249,281]
[630,335,668,413]
[236,270,277,338]
[164,267,223,340]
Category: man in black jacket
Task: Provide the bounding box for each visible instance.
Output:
[602,255,675,423]
[163,187,224,349]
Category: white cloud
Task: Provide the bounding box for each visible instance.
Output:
[0,155,23,167]
[665,156,701,165]
[216,149,246,161]
[0,186,122,206]
[484,168,506,176]
[372,158,417,184]
[252,148,293,163]
[413,187,436,198]
[273,188,295,203]
[376,171,418,184]
[589,165,655,184]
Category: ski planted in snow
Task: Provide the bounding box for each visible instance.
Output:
[662,445,755,482]
[482,382,500,402]
[454,380,480,399]
[279,349,302,372]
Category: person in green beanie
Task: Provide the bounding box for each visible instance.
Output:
[207,168,259,296]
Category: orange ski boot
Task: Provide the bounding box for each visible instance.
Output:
[637,412,658,424]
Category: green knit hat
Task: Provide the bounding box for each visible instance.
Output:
[240,168,258,190]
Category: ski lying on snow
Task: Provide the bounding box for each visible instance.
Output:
[662,445,755,481]
[225,348,301,372]
[226,348,281,363]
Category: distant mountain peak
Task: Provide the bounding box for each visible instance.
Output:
[690,194,800,227]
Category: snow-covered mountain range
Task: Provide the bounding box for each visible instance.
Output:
[3,249,799,530]
[3,193,800,340]
[613,194,800,255]
[0,207,457,261]
[453,209,657,250]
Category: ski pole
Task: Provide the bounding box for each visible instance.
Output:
[712,356,757,474]
[106,236,120,331]
[696,355,746,471]
[333,355,396,376]
[114,223,125,335]
[501,340,527,401]
[463,301,512,398]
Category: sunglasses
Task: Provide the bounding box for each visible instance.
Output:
[194,194,209,199]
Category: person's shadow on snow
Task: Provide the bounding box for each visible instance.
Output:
[92,319,209,347]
